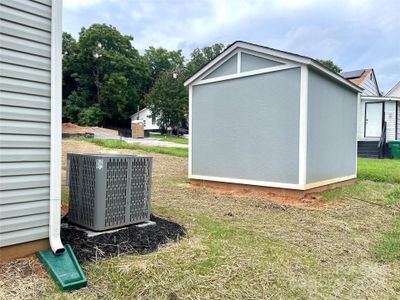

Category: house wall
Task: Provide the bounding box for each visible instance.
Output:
[131,108,159,131]
[385,101,397,141]
[306,69,358,183]
[386,82,400,97]
[358,99,398,141]
[0,0,53,247]
[360,71,379,96]
[191,68,301,184]
[398,102,400,140]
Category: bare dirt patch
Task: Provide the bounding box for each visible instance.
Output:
[61,139,187,185]
[62,123,118,136]
[189,181,334,209]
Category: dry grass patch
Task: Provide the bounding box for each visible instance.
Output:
[1,141,399,299]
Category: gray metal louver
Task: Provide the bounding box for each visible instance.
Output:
[67,153,152,231]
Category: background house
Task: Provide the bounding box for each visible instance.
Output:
[386,81,400,97]
[185,41,361,194]
[0,0,63,261]
[341,69,400,157]
[131,107,160,133]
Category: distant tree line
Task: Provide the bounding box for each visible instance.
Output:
[62,23,225,131]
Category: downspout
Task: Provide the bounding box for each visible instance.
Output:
[49,0,64,255]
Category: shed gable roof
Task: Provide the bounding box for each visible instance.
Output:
[184,41,362,92]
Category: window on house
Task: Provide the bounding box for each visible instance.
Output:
[152,116,156,125]
[370,73,373,80]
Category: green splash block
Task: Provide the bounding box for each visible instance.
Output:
[36,244,87,291]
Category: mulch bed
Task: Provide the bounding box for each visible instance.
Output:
[61,215,186,263]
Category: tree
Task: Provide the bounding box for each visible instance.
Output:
[143,46,185,84]
[185,43,225,77]
[144,71,188,133]
[62,32,79,107]
[316,59,342,73]
[62,24,150,127]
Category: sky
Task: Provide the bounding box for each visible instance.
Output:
[63,0,400,92]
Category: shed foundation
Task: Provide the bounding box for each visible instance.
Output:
[191,178,356,199]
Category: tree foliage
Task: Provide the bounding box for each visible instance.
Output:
[185,43,225,77]
[62,23,223,130]
[316,59,342,73]
[144,46,185,86]
[62,24,149,127]
[145,71,188,132]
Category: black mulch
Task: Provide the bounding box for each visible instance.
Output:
[61,215,186,263]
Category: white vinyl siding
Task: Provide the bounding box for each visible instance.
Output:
[131,108,160,131]
[0,0,52,247]
[385,101,397,141]
[397,102,400,140]
[360,72,379,96]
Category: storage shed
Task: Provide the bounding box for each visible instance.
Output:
[185,41,362,193]
[0,0,63,261]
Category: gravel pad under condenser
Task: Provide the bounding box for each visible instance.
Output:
[61,215,186,262]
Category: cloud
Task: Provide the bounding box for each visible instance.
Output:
[62,0,400,91]
[63,0,104,10]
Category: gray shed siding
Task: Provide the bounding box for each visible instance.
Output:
[0,0,52,247]
[240,53,282,72]
[306,69,357,183]
[204,54,237,79]
[192,68,301,184]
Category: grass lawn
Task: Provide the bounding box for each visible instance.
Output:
[358,158,400,183]
[150,133,188,145]
[1,141,400,299]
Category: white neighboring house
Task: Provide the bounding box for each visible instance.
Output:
[131,107,160,132]
[386,81,400,141]
[340,69,400,157]
[386,81,400,97]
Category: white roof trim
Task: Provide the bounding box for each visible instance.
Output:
[361,95,400,101]
[192,64,299,86]
[184,41,363,93]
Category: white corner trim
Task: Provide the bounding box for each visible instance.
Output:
[188,85,193,177]
[189,175,303,190]
[237,51,241,73]
[298,65,308,186]
[303,175,357,190]
[193,64,299,86]
[49,0,64,254]
[356,93,361,174]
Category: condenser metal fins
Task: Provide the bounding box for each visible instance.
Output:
[67,153,152,231]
